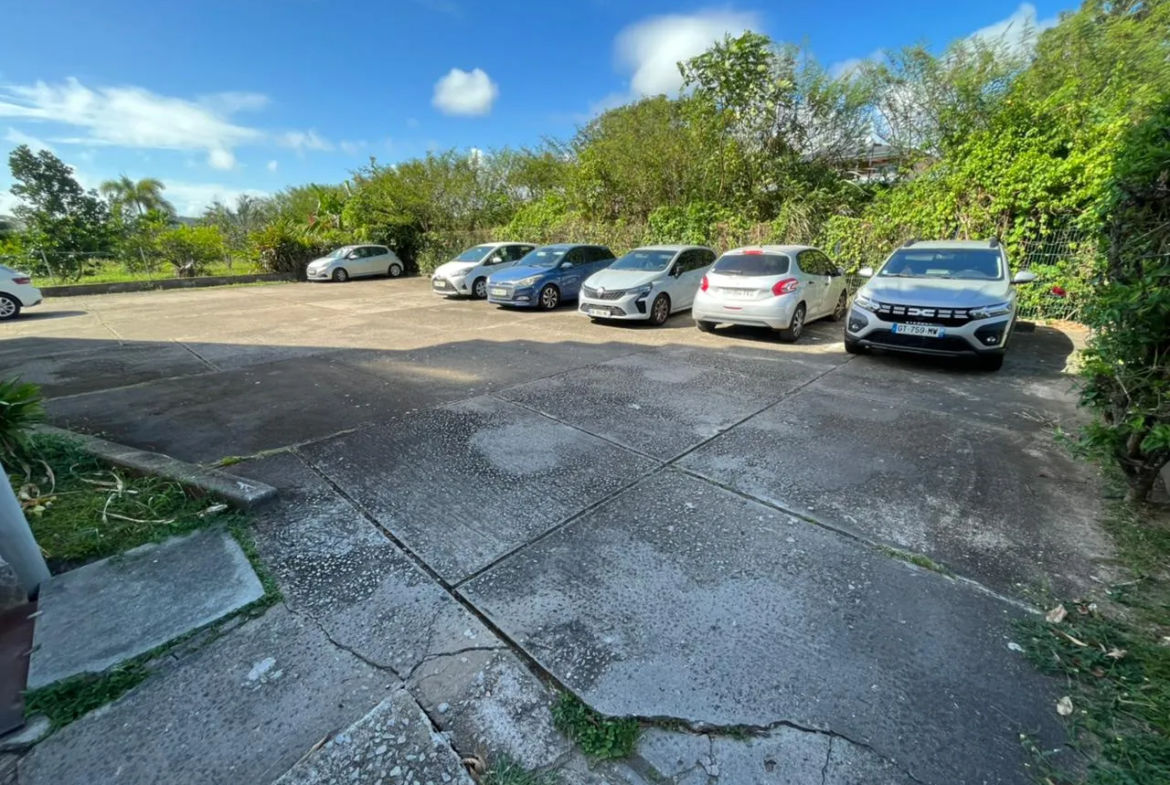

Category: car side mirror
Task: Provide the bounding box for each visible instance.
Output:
[559,261,573,269]
[346,252,359,259]
[832,267,845,277]
[859,267,874,278]
[1012,271,1038,284]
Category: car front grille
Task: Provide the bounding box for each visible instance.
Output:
[873,301,973,327]
[582,286,625,301]
[864,330,974,353]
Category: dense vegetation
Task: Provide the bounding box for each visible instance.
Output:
[2,0,1168,498]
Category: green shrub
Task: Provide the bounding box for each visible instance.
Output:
[250,220,332,279]
[155,225,228,277]
[551,692,638,760]
[0,377,44,465]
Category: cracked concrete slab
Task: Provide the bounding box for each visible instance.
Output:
[274,687,473,785]
[245,452,501,677]
[462,470,1066,785]
[300,395,658,582]
[18,606,393,785]
[677,385,1111,598]
[497,352,808,459]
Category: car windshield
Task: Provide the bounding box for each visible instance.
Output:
[452,245,495,263]
[879,249,1003,280]
[712,253,790,276]
[609,250,676,272]
[524,248,568,268]
[327,247,355,259]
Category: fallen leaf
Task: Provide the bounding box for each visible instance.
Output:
[1056,696,1073,716]
[1161,636,1170,647]
[1046,604,1068,624]
[198,503,229,518]
[1106,648,1127,660]
[1007,642,1024,653]
[1091,667,1106,678]
[1056,629,1088,647]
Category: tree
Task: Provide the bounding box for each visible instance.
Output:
[155,225,227,277]
[7,145,113,280]
[99,176,174,218]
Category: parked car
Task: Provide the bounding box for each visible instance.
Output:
[431,242,536,299]
[306,245,405,282]
[487,244,616,310]
[578,245,716,326]
[845,239,1036,371]
[0,265,42,321]
[692,245,849,342]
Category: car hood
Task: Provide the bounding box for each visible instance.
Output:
[433,261,478,278]
[584,269,659,290]
[307,256,337,267]
[860,277,1010,307]
[491,264,551,282]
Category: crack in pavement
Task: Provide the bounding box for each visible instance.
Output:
[821,736,832,785]
[404,644,510,682]
[282,601,405,681]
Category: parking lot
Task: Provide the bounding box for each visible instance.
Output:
[2,277,1114,783]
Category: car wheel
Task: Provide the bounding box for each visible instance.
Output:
[388,262,403,278]
[696,320,716,333]
[844,336,864,355]
[976,353,1005,372]
[333,268,349,283]
[829,291,848,322]
[473,277,487,299]
[0,294,21,320]
[538,284,560,310]
[778,303,806,342]
[649,294,671,326]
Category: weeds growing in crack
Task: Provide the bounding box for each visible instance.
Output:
[551,692,639,761]
[478,754,560,785]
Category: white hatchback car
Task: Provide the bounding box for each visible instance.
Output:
[306,245,405,282]
[578,245,716,326]
[692,245,849,341]
[431,242,536,299]
[0,264,42,321]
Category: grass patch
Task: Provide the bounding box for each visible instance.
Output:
[481,755,560,785]
[10,433,244,572]
[24,662,151,729]
[878,545,952,576]
[551,692,639,761]
[1015,485,1170,784]
[44,259,266,286]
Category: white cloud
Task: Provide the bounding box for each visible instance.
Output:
[970,3,1058,54]
[340,140,367,155]
[4,127,53,153]
[207,147,236,170]
[162,182,270,216]
[829,49,884,79]
[432,68,498,116]
[267,159,278,172]
[277,129,333,153]
[0,191,19,215]
[615,11,761,98]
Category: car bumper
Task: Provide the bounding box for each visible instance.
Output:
[305,268,333,281]
[431,276,470,296]
[845,308,1012,356]
[578,292,652,320]
[692,293,798,330]
[487,285,537,307]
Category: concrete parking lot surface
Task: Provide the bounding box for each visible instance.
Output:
[2,278,1113,783]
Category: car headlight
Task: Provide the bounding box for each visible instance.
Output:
[514,276,540,288]
[631,284,653,298]
[968,301,1013,319]
[852,292,880,312]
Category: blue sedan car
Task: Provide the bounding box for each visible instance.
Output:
[486,244,616,310]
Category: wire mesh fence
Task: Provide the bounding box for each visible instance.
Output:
[0,251,265,286]
[1012,227,1095,323]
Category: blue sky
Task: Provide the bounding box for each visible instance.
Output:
[1,1,1071,216]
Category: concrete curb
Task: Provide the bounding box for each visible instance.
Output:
[34,426,278,510]
[41,272,293,298]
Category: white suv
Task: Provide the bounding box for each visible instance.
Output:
[845,239,1036,371]
[0,264,42,320]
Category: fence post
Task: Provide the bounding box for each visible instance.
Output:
[0,464,51,598]
[38,249,62,285]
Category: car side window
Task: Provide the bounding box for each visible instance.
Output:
[676,250,698,273]
[507,245,531,262]
[698,249,716,268]
[800,251,826,275]
[485,247,506,265]
[561,248,584,266]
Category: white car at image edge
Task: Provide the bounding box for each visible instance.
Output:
[431,242,537,299]
[0,264,42,320]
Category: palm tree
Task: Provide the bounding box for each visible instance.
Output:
[100,176,175,218]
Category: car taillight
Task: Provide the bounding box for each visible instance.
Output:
[742,249,763,255]
[700,275,709,292]
[771,278,798,296]
[12,276,30,285]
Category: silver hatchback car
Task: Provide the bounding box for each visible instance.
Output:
[692,245,850,342]
[306,245,405,282]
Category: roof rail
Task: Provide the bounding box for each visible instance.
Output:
[902,238,917,247]
[988,237,1000,248]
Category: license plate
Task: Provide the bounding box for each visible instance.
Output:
[720,288,755,299]
[490,288,508,297]
[587,308,607,317]
[893,323,945,338]
[432,280,447,289]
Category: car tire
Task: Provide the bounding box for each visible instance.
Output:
[649,294,671,326]
[0,293,21,321]
[844,336,864,355]
[472,277,487,299]
[538,284,560,310]
[333,268,349,283]
[696,320,716,333]
[778,303,806,342]
[829,291,848,322]
[976,353,1005,372]
[388,262,403,278]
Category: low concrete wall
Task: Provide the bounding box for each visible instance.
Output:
[41,272,294,297]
